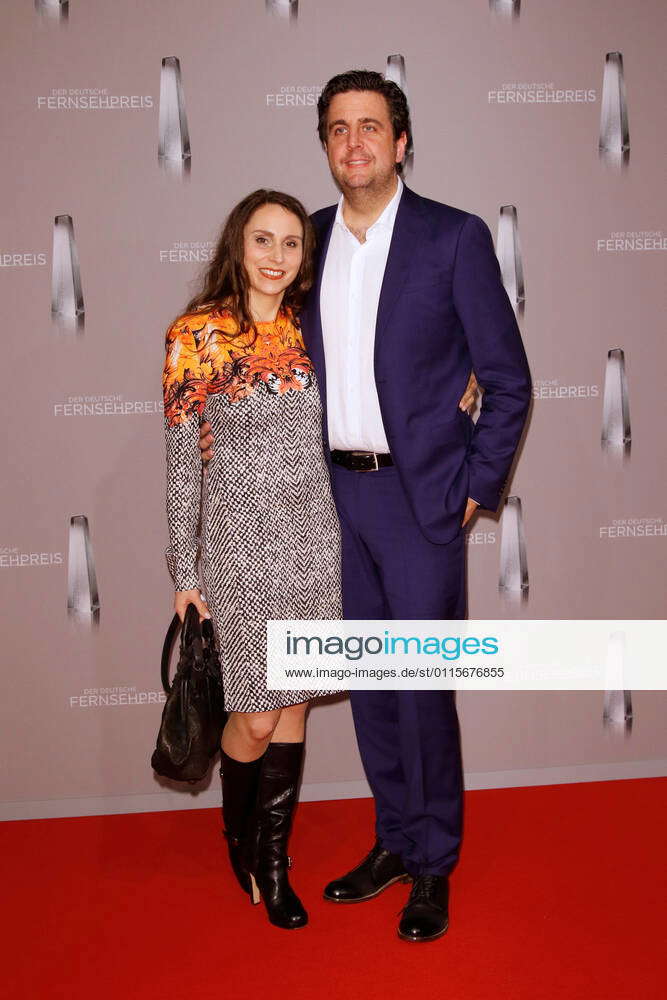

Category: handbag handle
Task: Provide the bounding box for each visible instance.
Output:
[160,613,182,695]
[160,604,207,694]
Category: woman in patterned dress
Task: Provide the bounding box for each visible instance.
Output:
[162,190,342,929]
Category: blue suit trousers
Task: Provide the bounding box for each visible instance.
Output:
[331,462,465,877]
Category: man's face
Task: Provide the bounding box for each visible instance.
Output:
[324,90,407,195]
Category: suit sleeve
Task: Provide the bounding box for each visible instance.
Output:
[452,214,532,512]
[162,319,207,590]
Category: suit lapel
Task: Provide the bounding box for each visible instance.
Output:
[374,186,426,344]
[302,208,336,442]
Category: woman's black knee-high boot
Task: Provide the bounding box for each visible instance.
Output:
[245,741,307,929]
[220,750,264,895]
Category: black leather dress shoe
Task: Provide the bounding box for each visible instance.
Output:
[397,875,449,942]
[323,840,411,903]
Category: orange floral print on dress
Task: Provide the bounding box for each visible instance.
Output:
[163,306,313,426]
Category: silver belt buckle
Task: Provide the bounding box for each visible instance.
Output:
[352,450,379,470]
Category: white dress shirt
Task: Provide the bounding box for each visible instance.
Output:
[320,177,404,452]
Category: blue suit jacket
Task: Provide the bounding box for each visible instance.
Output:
[300,185,532,545]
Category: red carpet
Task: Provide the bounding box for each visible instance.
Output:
[2,778,665,1000]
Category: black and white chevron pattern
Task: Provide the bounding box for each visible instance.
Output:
[165,371,342,712]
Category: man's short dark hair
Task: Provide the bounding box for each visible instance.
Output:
[317,69,413,175]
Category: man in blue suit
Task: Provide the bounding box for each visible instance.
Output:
[202,70,531,942]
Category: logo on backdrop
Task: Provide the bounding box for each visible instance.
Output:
[499,496,528,598]
[532,379,600,401]
[601,348,631,456]
[596,231,667,252]
[53,395,163,417]
[158,57,191,178]
[35,0,68,22]
[159,241,215,263]
[385,55,413,175]
[67,515,100,622]
[465,530,497,546]
[51,214,84,332]
[599,52,629,168]
[489,0,520,19]
[603,633,632,732]
[488,82,596,104]
[69,686,166,708]
[599,516,666,540]
[265,85,321,107]
[36,89,153,110]
[1,545,63,568]
[496,205,524,318]
[603,689,632,732]
[0,251,47,267]
[266,0,298,21]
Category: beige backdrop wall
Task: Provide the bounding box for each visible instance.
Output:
[1,0,665,821]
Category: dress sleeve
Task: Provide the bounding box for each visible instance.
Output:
[162,316,209,590]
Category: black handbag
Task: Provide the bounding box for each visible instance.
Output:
[151,603,226,783]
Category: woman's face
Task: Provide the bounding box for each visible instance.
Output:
[243,203,304,302]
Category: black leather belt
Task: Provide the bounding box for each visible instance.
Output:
[331,450,394,472]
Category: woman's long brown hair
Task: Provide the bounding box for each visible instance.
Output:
[184,189,315,343]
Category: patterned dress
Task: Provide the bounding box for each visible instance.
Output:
[163,305,342,712]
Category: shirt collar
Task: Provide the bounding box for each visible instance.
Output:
[334,176,404,237]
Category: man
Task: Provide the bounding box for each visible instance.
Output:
[201,70,531,942]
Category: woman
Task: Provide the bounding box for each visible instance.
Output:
[162,190,342,930]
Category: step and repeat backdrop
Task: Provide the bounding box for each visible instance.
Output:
[1,1,666,820]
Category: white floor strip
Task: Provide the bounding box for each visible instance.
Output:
[1,759,665,822]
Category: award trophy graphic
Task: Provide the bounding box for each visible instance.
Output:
[385,54,413,175]
[35,0,68,22]
[489,0,520,20]
[51,214,84,332]
[67,515,100,623]
[266,1,298,21]
[499,496,529,600]
[159,57,191,178]
[599,52,630,168]
[603,632,633,733]
[496,205,525,318]
[601,348,631,458]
